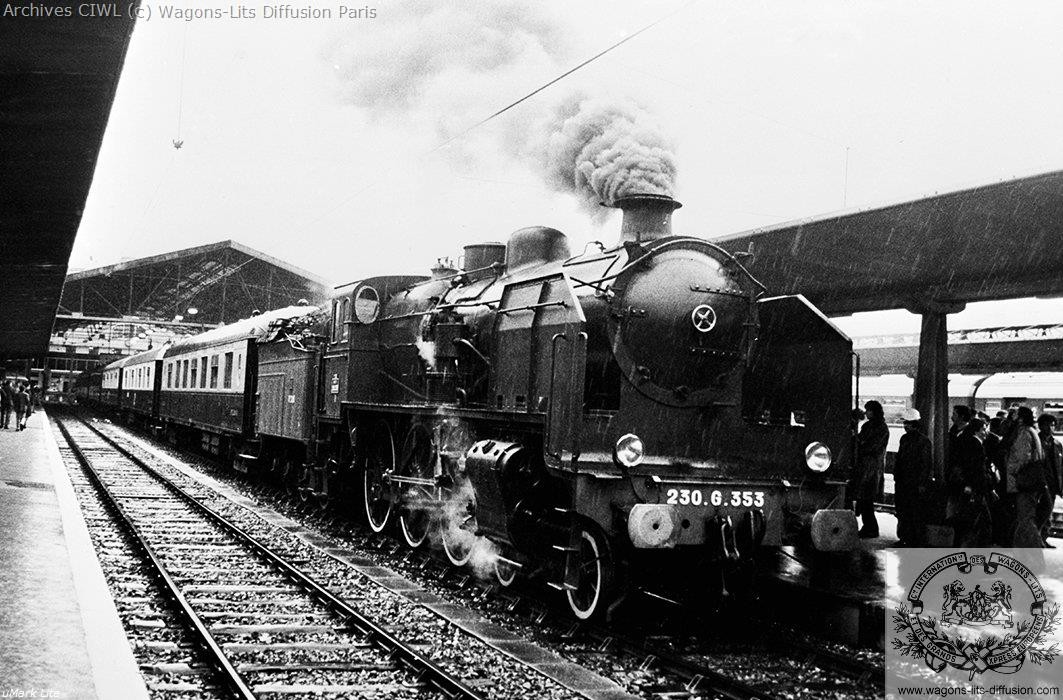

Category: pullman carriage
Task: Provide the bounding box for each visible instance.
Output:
[158,305,317,457]
[119,346,166,422]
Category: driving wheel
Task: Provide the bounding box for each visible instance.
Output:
[362,420,395,533]
[397,423,436,548]
[565,524,614,621]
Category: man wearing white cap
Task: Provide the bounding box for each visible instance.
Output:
[894,408,933,546]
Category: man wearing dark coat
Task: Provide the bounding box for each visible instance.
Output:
[0,380,12,429]
[950,419,992,546]
[894,408,933,546]
[985,417,1011,545]
[853,400,889,538]
[1036,414,1061,547]
[13,383,32,431]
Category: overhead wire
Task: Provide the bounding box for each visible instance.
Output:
[427,0,698,156]
[291,1,696,235]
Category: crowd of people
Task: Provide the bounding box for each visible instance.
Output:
[0,379,33,431]
[851,400,1062,548]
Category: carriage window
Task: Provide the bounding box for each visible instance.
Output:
[182,360,189,388]
[340,298,350,341]
[166,363,172,388]
[354,286,379,324]
[190,359,198,388]
[210,355,219,388]
[223,352,234,389]
[200,357,208,388]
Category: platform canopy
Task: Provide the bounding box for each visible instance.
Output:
[61,240,331,327]
[0,2,139,359]
[714,169,1063,316]
[856,324,1063,375]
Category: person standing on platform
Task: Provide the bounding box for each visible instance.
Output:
[949,405,972,446]
[0,380,12,429]
[854,400,889,538]
[951,419,992,546]
[1036,413,1062,548]
[894,408,933,546]
[13,382,29,433]
[986,417,1012,545]
[14,383,31,431]
[946,406,972,520]
[1007,406,1046,547]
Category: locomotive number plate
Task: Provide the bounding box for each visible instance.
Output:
[665,488,766,508]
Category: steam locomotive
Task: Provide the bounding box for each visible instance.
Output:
[78,194,856,619]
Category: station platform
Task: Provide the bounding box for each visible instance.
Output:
[0,410,147,700]
[757,516,897,650]
[760,510,1061,650]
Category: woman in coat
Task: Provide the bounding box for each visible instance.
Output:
[1006,406,1045,547]
[853,400,889,538]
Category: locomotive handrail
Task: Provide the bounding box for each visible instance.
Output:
[399,261,504,290]
[453,338,490,366]
[379,370,430,401]
[377,299,499,323]
[546,332,569,460]
[571,237,767,293]
[496,300,567,315]
[562,240,608,264]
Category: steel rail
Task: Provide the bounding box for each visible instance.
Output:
[776,636,882,683]
[55,418,257,700]
[575,614,879,698]
[75,416,486,700]
[583,628,784,700]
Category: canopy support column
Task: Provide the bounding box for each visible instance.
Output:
[908,300,965,479]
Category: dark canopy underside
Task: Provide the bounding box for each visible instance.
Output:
[0,2,138,358]
[714,170,1063,316]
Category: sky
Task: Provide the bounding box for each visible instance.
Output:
[70,0,1063,336]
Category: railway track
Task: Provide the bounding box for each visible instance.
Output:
[547,620,880,700]
[55,415,483,699]
[74,413,883,700]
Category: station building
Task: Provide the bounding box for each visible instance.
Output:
[38,240,330,400]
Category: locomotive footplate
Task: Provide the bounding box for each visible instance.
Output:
[625,482,781,549]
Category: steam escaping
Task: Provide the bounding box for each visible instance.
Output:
[534,94,678,218]
[416,337,437,370]
[439,478,500,581]
[392,415,502,582]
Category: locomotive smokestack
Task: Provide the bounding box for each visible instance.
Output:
[611,194,683,243]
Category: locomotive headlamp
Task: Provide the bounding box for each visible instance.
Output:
[804,442,832,472]
[614,433,645,468]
